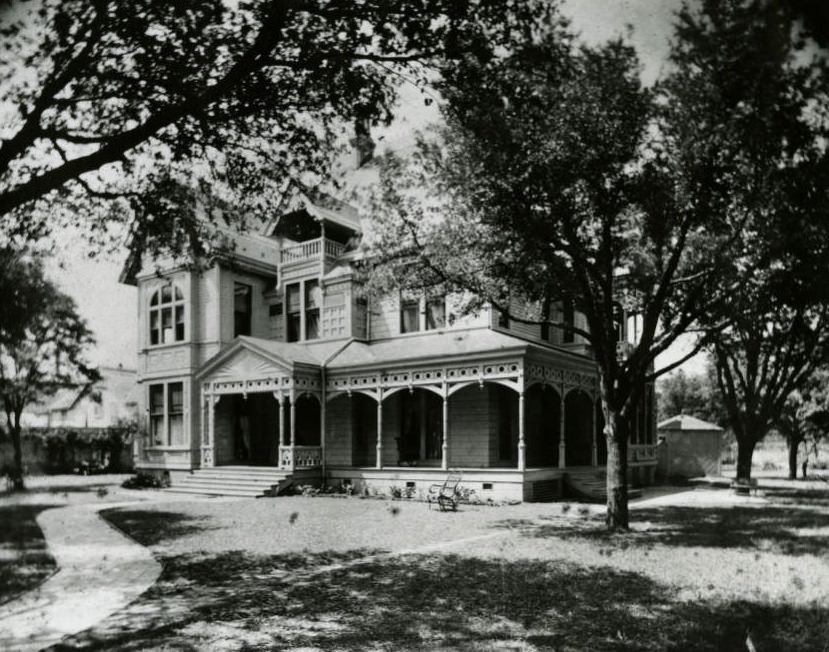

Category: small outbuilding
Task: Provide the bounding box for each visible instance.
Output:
[656,414,723,480]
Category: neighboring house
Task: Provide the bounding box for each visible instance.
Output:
[656,414,723,480]
[25,365,140,429]
[120,185,658,501]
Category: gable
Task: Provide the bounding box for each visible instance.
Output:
[199,343,296,383]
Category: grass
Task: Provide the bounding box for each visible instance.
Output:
[0,503,58,604]
[52,485,826,651]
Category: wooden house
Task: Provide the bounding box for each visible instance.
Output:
[120,186,657,500]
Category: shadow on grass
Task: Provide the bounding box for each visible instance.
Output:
[0,503,59,604]
[496,501,829,557]
[103,508,220,547]
[53,550,828,651]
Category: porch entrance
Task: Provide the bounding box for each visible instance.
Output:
[229,394,280,466]
[398,389,443,465]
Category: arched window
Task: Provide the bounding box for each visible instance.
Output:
[149,283,185,345]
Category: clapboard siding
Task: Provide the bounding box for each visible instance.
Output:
[371,294,399,340]
[448,385,492,467]
[326,395,353,466]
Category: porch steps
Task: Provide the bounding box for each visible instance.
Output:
[564,468,642,503]
[166,466,293,498]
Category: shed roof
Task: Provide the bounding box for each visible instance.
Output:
[657,414,723,432]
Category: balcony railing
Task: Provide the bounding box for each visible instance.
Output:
[279,445,323,469]
[280,237,345,264]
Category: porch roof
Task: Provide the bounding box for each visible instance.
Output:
[326,329,532,369]
[197,336,346,380]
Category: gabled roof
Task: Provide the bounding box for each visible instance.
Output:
[657,414,723,432]
[197,336,348,379]
[266,182,361,236]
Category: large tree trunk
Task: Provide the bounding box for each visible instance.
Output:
[10,420,25,491]
[735,436,756,482]
[605,409,629,530]
[787,435,800,480]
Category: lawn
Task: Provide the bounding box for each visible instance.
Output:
[0,502,58,604]
[55,484,829,651]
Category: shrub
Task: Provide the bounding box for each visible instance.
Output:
[122,472,168,489]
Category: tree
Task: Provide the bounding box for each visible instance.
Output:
[0,0,539,253]
[667,0,829,483]
[363,10,752,530]
[778,372,829,479]
[657,364,727,426]
[0,248,98,490]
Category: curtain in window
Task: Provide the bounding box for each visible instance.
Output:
[149,385,164,445]
[168,383,184,446]
[400,301,419,333]
[426,297,446,330]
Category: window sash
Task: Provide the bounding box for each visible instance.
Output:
[425,297,445,330]
[400,301,419,334]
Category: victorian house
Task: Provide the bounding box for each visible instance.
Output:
[121,185,657,500]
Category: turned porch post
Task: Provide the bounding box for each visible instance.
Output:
[376,389,384,469]
[289,388,296,471]
[204,391,217,468]
[441,382,449,471]
[274,391,285,467]
[517,389,526,471]
[559,385,567,469]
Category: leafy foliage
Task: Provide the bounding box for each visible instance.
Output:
[0,248,98,489]
[0,0,545,257]
[667,0,829,480]
[657,365,728,427]
[362,6,760,529]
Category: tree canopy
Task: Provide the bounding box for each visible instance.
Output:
[363,0,829,528]
[0,247,98,489]
[0,0,542,253]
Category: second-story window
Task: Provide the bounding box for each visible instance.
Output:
[234,283,252,337]
[149,283,185,346]
[400,294,420,334]
[305,280,321,340]
[286,283,301,342]
[425,296,446,330]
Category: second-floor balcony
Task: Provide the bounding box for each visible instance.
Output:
[280,237,346,265]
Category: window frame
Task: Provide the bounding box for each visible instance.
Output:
[147,380,187,447]
[148,282,186,347]
[233,282,253,338]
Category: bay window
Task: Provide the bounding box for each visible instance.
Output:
[149,283,185,345]
[147,381,185,446]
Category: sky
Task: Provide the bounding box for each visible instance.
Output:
[51,0,703,375]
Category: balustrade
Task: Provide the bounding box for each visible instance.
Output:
[280,238,345,264]
[279,445,322,469]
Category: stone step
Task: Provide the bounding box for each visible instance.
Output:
[165,486,266,498]
[187,472,289,482]
[178,479,280,491]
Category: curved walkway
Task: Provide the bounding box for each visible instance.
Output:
[0,500,162,652]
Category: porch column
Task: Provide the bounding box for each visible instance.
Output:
[289,388,296,471]
[375,389,383,470]
[205,393,217,468]
[558,386,566,469]
[517,389,526,471]
[441,383,449,471]
[592,395,599,466]
[274,391,284,467]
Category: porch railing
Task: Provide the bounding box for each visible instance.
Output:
[280,238,345,264]
[279,445,322,470]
